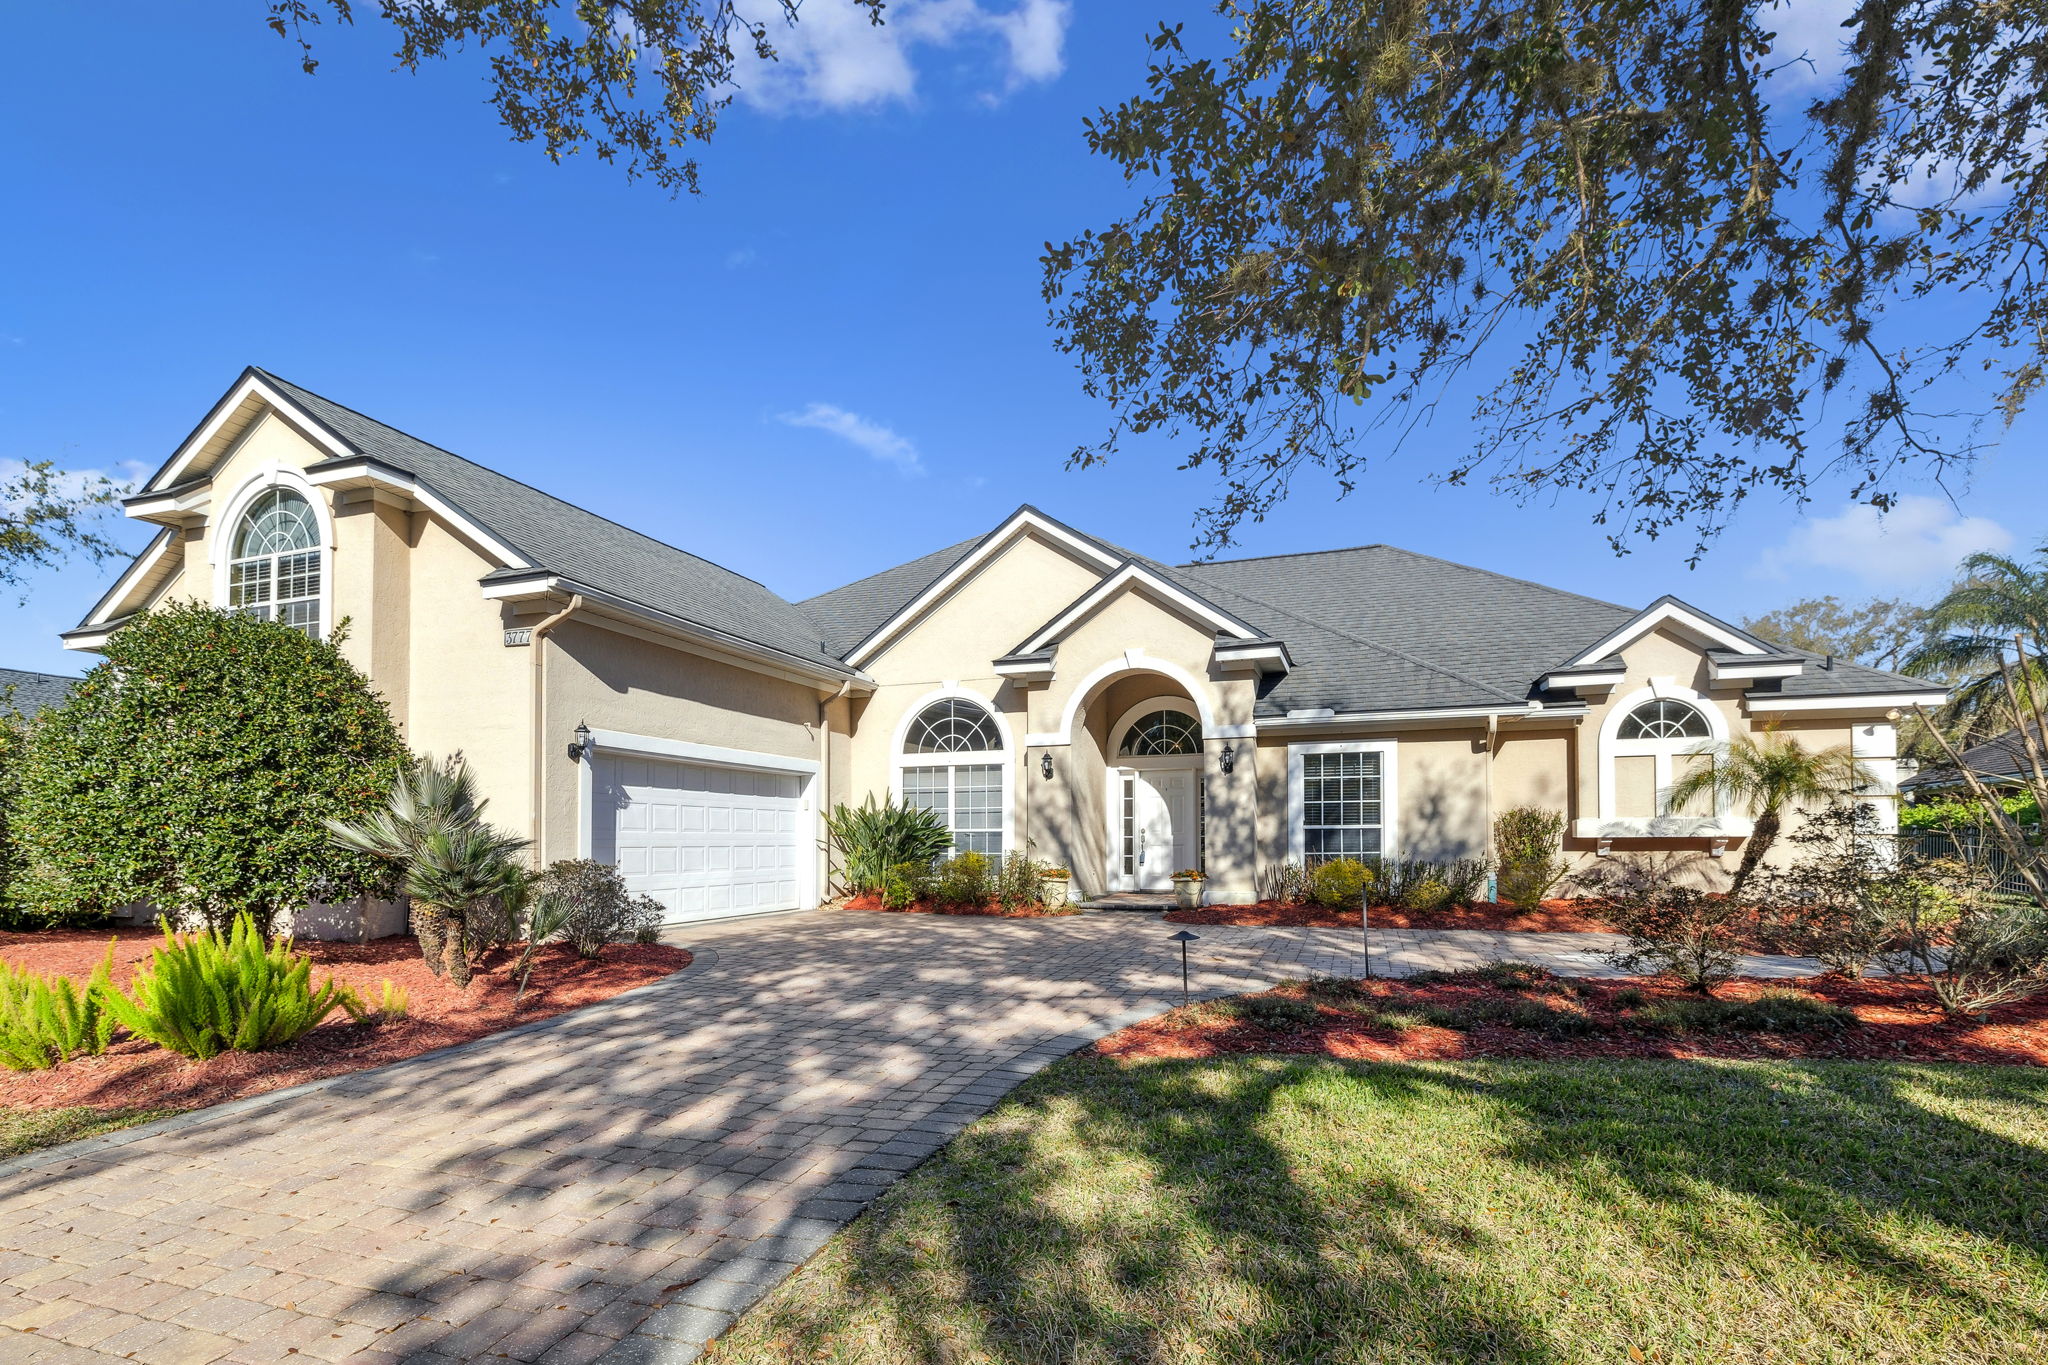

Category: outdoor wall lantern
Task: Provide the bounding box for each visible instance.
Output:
[567,721,593,763]
[1040,751,1054,779]
[1218,743,1236,775]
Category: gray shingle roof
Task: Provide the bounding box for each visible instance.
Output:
[796,536,984,661]
[0,667,79,718]
[1902,724,2040,789]
[255,371,854,677]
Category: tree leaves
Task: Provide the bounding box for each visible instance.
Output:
[1044,2,2048,558]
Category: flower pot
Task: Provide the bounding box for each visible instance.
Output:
[1173,877,1203,910]
[1039,874,1072,908]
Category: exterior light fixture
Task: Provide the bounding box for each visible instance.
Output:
[1168,929,1201,1002]
[1218,742,1236,775]
[568,721,593,762]
[1040,751,1054,779]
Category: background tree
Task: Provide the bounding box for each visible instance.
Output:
[265,0,880,195]
[1664,726,1870,897]
[2,459,122,591]
[1741,595,1935,674]
[1904,543,2048,742]
[1041,2,2048,555]
[8,603,408,931]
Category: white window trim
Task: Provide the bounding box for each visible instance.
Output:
[575,727,822,912]
[889,686,1015,856]
[212,466,335,641]
[1598,682,1729,821]
[1287,739,1399,865]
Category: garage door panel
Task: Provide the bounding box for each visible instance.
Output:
[597,752,806,925]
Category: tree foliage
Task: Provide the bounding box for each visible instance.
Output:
[1905,541,2048,740]
[1043,2,2048,555]
[1741,594,1936,673]
[1,459,122,591]
[8,603,408,932]
[264,0,880,195]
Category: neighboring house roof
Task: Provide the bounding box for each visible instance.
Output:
[253,371,857,678]
[0,667,79,717]
[1902,726,2041,790]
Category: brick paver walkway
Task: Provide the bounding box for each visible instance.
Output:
[0,912,1821,1365]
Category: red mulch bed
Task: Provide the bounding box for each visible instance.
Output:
[838,894,1079,918]
[1095,972,2048,1067]
[1165,899,1615,932]
[0,929,691,1115]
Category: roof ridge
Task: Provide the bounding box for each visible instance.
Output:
[255,369,792,602]
[1187,541,1632,614]
[795,534,983,610]
[1193,577,1528,706]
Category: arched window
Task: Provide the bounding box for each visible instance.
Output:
[1118,709,1202,756]
[227,488,324,637]
[905,699,1003,754]
[899,697,1005,855]
[1602,692,1723,820]
[1617,699,1711,740]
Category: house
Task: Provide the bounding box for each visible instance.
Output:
[63,369,1948,931]
[1901,725,2042,797]
[0,668,79,718]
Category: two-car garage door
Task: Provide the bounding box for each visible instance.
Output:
[593,752,806,924]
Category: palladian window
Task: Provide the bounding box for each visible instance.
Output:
[901,698,1005,855]
[1607,696,1718,817]
[1118,709,1202,756]
[227,488,323,638]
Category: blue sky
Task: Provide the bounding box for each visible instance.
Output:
[3,1,2042,678]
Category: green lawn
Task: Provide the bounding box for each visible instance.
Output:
[0,1105,183,1161]
[709,1058,2048,1365]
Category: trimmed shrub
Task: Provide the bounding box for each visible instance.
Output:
[992,852,1051,910]
[1307,858,1373,909]
[1381,857,1491,909]
[826,797,954,897]
[532,860,664,960]
[0,946,119,1070]
[0,706,23,929]
[100,915,353,1060]
[1258,862,1312,905]
[11,604,407,933]
[932,851,994,908]
[1632,990,1855,1035]
[882,861,930,910]
[1494,807,1570,907]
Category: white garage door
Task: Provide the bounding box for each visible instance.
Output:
[593,753,806,924]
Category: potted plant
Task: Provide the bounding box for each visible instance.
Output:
[1038,866,1073,908]
[1171,868,1206,909]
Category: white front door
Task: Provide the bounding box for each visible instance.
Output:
[1114,765,1199,891]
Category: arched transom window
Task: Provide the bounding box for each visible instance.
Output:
[1604,694,1721,818]
[1617,699,1711,741]
[1119,709,1202,756]
[905,699,1003,754]
[228,488,323,638]
[900,698,1005,855]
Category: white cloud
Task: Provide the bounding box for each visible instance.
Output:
[724,246,759,269]
[0,457,135,514]
[734,0,1070,112]
[779,403,924,475]
[1761,0,1857,94]
[1764,495,2013,587]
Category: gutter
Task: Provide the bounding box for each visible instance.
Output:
[1256,701,1563,733]
[529,594,584,859]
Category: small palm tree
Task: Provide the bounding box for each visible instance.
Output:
[328,754,528,982]
[403,825,530,987]
[1665,726,1871,897]
[1904,544,2048,741]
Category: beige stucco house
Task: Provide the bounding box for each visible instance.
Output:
[64,369,1948,927]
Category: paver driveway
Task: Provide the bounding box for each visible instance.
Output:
[0,912,1821,1365]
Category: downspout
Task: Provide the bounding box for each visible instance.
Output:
[1483,713,1499,901]
[529,593,584,860]
[818,680,853,903]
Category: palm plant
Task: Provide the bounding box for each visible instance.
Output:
[1904,544,2048,741]
[824,796,955,896]
[1666,726,1871,898]
[328,754,528,982]
[401,825,530,987]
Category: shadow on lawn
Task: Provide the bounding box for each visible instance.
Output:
[726,1055,2048,1365]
